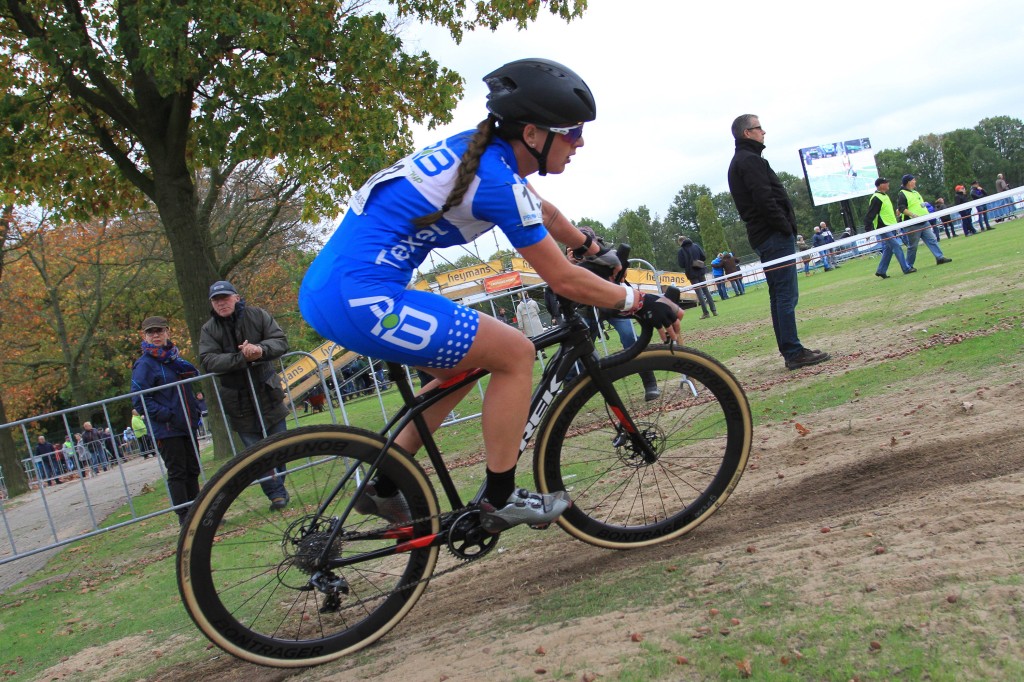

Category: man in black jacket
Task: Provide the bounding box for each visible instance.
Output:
[727,114,829,371]
[199,281,291,510]
[676,235,716,319]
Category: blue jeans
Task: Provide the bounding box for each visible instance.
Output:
[34,457,56,485]
[715,280,729,299]
[690,274,716,315]
[754,233,804,360]
[976,205,992,229]
[876,230,910,274]
[904,223,944,267]
[238,419,289,500]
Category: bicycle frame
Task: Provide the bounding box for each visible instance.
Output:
[313,306,662,568]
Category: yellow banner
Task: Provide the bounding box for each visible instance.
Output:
[511,257,536,274]
[435,260,503,288]
[624,268,658,285]
[623,269,693,289]
[280,341,346,388]
[411,278,431,291]
[659,271,693,287]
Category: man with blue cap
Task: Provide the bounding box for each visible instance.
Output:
[199,280,292,510]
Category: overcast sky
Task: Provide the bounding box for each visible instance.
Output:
[402,0,1023,237]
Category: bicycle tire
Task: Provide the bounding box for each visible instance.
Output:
[177,425,439,667]
[534,345,751,549]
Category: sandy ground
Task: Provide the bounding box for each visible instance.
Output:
[30,307,1024,681]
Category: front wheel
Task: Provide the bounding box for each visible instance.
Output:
[177,425,439,667]
[534,345,751,549]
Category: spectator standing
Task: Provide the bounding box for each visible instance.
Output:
[994,173,1011,222]
[199,281,291,510]
[81,421,108,475]
[131,408,154,458]
[720,252,745,296]
[795,234,811,276]
[676,236,717,319]
[811,225,834,271]
[970,181,994,231]
[727,114,829,370]
[934,197,956,239]
[33,435,59,486]
[954,185,977,236]
[515,292,544,337]
[103,427,120,466]
[74,433,90,477]
[818,222,840,267]
[543,286,564,326]
[131,315,203,525]
[710,254,730,300]
[863,177,914,279]
[896,175,952,268]
[61,435,76,476]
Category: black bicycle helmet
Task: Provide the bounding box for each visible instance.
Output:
[483,58,596,128]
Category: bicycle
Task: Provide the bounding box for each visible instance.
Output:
[176,268,753,668]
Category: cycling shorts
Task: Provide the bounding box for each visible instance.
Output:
[299,281,480,370]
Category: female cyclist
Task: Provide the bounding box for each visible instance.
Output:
[299,58,682,532]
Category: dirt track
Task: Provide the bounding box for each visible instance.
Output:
[33,355,1024,681]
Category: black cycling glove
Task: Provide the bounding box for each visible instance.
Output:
[634,294,678,328]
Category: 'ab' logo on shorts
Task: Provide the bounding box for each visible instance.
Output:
[349,296,437,351]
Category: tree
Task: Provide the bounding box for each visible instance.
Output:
[611,207,655,270]
[1,0,587,357]
[712,192,750,261]
[905,134,944,196]
[875,149,913,196]
[576,217,610,243]
[696,196,728,260]
[975,116,1024,187]
[665,184,712,242]
[941,134,975,198]
[0,210,164,414]
[777,171,818,234]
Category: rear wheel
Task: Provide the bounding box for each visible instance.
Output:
[177,425,439,667]
[534,345,751,549]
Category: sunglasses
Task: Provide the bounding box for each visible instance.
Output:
[546,123,585,144]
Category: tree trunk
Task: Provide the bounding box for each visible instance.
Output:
[150,166,220,352]
[0,396,30,498]
[0,207,30,496]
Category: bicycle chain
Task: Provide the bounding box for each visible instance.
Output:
[313,505,482,614]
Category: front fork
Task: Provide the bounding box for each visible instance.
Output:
[575,350,660,464]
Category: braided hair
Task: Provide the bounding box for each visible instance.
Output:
[412,116,498,228]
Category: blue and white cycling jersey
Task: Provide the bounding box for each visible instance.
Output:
[299,131,550,369]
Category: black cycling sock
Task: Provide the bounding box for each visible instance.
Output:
[484,467,516,507]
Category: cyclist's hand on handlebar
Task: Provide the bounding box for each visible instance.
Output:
[635,293,683,342]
